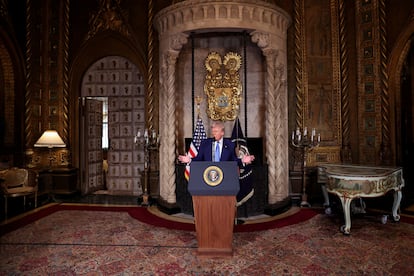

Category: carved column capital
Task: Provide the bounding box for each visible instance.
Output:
[170,33,188,52]
[250,31,271,49]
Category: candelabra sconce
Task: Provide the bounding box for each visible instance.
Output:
[291,127,320,207]
[134,128,160,206]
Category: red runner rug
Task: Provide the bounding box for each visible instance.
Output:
[0,204,325,236]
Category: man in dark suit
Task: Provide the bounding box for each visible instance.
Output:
[178,121,255,165]
[178,120,255,225]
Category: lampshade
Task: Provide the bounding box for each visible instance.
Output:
[34,130,66,148]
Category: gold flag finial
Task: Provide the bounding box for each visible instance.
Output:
[195,96,203,115]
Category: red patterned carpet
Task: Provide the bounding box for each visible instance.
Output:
[1,203,414,275]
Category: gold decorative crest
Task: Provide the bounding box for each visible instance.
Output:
[204,52,242,121]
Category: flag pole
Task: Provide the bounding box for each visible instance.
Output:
[236,117,240,148]
[195,96,202,118]
[191,33,195,133]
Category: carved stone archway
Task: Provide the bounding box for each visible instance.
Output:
[388,20,414,164]
[154,0,291,206]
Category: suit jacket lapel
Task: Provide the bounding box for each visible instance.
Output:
[221,139,231,161]
[207,138,214,161]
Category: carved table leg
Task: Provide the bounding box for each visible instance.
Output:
[391,190,402,222]
[339,196,352,235]
[321,184,331,214]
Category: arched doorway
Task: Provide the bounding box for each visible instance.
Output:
[0,31,25,167]
[79,56,146,196]
[400,44,414,208]
[388,22,414,209]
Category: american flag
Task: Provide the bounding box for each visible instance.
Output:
[185,116,207,181]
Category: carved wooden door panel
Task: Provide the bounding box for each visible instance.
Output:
[80,98,103,195]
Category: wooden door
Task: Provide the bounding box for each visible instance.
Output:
[80,98,104,195]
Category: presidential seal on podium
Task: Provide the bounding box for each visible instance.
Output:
[203,165,223,187]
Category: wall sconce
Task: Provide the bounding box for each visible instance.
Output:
[34,130,66,168]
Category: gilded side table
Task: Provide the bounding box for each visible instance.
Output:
[318,164,404,235]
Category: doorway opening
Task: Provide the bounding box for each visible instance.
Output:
[80,56,146,196]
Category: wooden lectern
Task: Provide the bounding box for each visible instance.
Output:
[188,161,240,257]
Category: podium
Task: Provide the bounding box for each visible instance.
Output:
[188,161,240,257]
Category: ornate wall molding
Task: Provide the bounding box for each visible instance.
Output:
[24,0,34,153]
[293,0,304,131]
[0,0,7,18]
[293,0,342,166]
[0,43,15,147]
[154,0,290,40]
[356,0,387,165]
[338,0,352,163]
[146,0,155,132]
[62,0,70,161]
[86,0,131,41]
[378,0,391,164]
[25,0,71,168]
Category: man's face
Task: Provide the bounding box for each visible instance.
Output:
[211,125,224,141]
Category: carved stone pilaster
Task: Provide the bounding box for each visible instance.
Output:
[260,48,289,204]
[158,33,187,203]
[159,49,182,204]
[86,0,131,41]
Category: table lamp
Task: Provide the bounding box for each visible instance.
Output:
[34,130,66,168]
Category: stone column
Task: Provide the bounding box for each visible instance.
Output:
[158,33,188,203]
[252,31,289,205]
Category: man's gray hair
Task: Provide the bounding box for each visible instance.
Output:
[211,121,225,131]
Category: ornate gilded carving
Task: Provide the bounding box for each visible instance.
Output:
[356,0,387,164]
[146,0,155,132]
[203,52,242,121]
[154,0,291,38]
[293,0,304,130]
[86,0,130,40]
[0,0,8,19]
[378,0,391,164]
[338,0,352,163]
[62,0,70,155]
[293,0,342,165]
